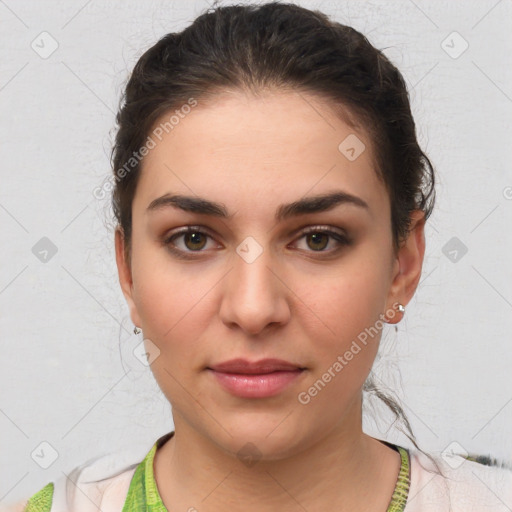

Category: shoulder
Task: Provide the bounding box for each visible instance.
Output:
[405,447,512,512]
[6,447,145,512]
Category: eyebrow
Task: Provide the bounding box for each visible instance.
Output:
[146,190,369,222]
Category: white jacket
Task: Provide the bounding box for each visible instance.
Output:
[4,444,512,511]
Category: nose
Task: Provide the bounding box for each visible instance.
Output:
[218,242,291,336]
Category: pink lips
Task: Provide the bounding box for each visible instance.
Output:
[207,358,305,398]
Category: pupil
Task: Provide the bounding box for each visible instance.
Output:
[187,232,205,249]
[309,233,327,250]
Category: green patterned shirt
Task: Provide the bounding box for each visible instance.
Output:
[23,434,411,512]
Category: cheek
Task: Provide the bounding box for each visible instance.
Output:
[129,244,216,361]
[292,246,391,397]
[293,278,382,422]
[296,256,389,351]
[131,260,215,408]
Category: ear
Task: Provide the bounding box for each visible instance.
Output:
[384,210,426,324]
[115,227,142,329]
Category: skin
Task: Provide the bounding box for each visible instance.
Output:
[115,89,425,511]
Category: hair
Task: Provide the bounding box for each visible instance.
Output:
[110,1,443,475]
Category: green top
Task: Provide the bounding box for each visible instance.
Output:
[23,433,411,512]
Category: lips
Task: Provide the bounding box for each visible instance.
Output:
[207,358,304,374]
[207,358,306,398]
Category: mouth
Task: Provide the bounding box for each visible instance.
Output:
[206,358,306,398]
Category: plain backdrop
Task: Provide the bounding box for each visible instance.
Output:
[1,0,511,505]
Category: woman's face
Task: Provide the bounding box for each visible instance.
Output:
[116,90,423,459]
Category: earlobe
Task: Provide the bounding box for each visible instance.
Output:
[384,210,426,323]
[114,228,142,328]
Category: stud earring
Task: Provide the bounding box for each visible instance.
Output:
[134,326,142,335]
[394,303,405,332]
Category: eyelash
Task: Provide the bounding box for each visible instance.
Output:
[162,225,352,259]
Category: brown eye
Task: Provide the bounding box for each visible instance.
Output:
[182,231,208,251]
[294,226,352,254]
[306,232,329,251]
[163,226,216,256]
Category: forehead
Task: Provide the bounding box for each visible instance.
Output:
[134,90,389,220]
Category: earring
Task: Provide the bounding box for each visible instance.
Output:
[394,303,405,332]
[134,326,142,335]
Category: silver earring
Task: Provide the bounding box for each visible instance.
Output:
[134,326,142,335]
[394,304,405,332]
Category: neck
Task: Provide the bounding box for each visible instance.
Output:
[153,396,401,512]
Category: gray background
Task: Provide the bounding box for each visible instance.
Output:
[1,0,511,505]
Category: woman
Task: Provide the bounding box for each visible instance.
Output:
[13,2,512,511]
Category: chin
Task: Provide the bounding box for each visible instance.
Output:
[209,416,315,462]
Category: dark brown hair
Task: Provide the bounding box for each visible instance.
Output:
[110,0,440,471]
[111,1,435,259]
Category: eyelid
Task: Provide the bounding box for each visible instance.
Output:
[295,224,348,238]
[163,224,348,242]
[162,225,218,245]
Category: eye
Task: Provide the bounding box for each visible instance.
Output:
[293,226,351,253]
[162,225,352,259]
[163,226,218,256]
